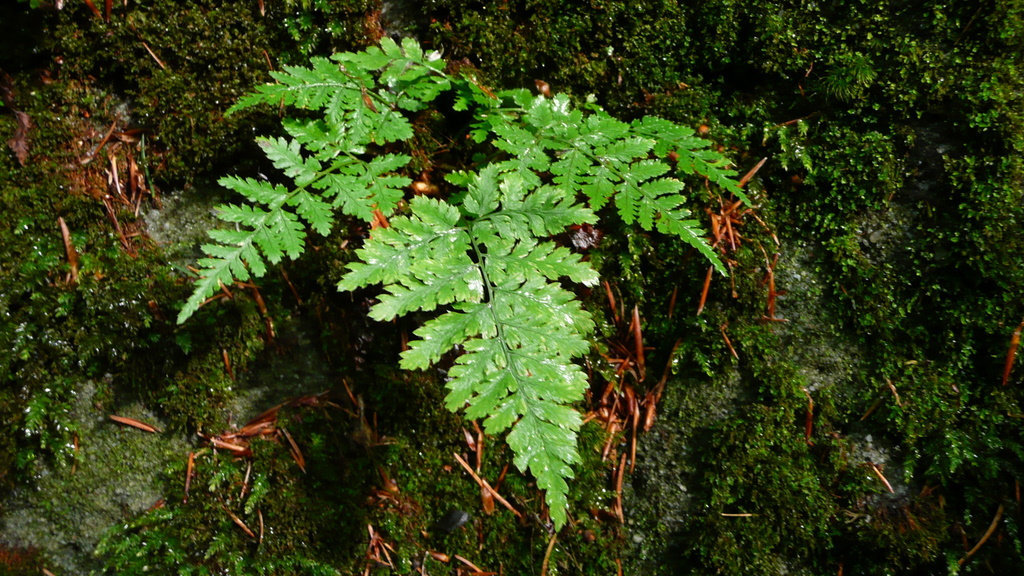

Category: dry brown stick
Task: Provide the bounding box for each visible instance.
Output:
[696,265,714,315]
[240,460,252,501]
[958,504,1004,566]
[183,451,195,504]
[859,397,883,421]
[109,414,160,433]
[614,452,626,523]
[885,378,903,406]
[868,462,895,494]
[720,323,738,359]
[631,305,645,380]
[1002,318,1024,386]
[738,157,768,188]
[628,387,639,473]
[453,554,491,575]
[280,427,306,473]
[222,348,235,381]
[540,532,558,576]
[82,0,102,18]
[653,337,682,403]
[280,266,303,305]
[452,453,522,518]
[224,506,256,539]
[140,41,167,70]
[603,280,620,325]
[58,216,79,284]
[472,420,485,472]
[803,388,815,444]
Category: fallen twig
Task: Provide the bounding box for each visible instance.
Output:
[1002,318,1024,386]
[958,504,1004,566]
[58,216,79,284]
[696,265,714,315]
[738,157,768,188]
[720,322,738,359]
[453,554,493,575]
[183,451,195,503]
[614,452,626,523]
[540,532,558,576]
[868,462,895,494]
[280,426,306,473]
[453,453,522,519]
[630,306,645,380]
[141,41,167,70]
[224,506,256,539]
[109,414,160,433]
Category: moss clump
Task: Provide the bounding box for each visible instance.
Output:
[419,1,1024,572]
[5,0,1024,573]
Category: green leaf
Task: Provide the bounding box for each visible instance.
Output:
[288,190,333,236]
[218,176,289,207]
[401,302,493,370]
[485,238,599,287]
[259,137,323,187]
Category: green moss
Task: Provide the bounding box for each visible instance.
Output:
[5,0,1024,573]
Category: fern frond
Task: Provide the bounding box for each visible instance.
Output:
[258,137,323,187]
[185,38,746,528]
[228,56,359,114]
[631,115,749,204]
[442,277,592,529]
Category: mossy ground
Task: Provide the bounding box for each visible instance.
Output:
[3,1,1024,574]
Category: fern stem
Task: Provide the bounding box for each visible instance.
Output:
[468,227,526,392]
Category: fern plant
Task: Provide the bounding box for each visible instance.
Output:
[178,37,744,528]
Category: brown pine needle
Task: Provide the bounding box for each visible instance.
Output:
[280,427,306,473]
[885,378,902,406]
[82,0,101,18]
[221,348,235,381]
[738,157,768,188]
[183,451,195,503]
[631,306,645,379]
[109,414,160,433]
[803,388,814,445]
[257,509,264,545]
[1002,318,1024,386]
[697,265,714,315]
[868,462,895,494]
[58,217,80,284]
[720,323,738,359]
[604,280,620,324]
[959,504,1004,566]
[224,506,256,539]
[141,41,167,70]
[540,532,558,576]
[614,452,626,523]
[453,554,493,575]
[453,453,522,518]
